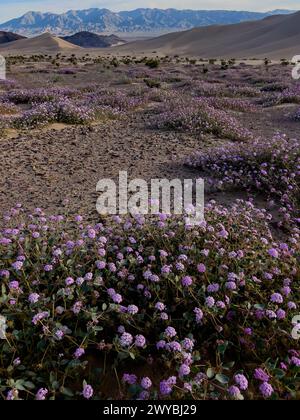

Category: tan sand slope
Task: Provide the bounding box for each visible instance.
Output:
[0,32,83,54]
[114,11,300,59]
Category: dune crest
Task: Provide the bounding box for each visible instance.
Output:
[0,32,83,53]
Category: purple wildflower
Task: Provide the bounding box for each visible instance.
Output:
[254,368,270,382]
[259,382,274,398]
[135,334,146,348]
[35,388,48,401]
[234,374,248,391]
[120,332,133,347]
[141,377,152,390]
[82,384,94,400]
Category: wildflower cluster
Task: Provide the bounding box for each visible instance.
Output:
[186,133,300,220]
[0,201,299,400]
[149,96,252,141]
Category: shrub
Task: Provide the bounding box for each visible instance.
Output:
[144,78,161,89]
[186,133,300,218]
[54,98,95,125]
[12,103,57,129]
[150,97,252,141]
[11,99,95,128]
[0,101,19,115]
[145,58,160,69]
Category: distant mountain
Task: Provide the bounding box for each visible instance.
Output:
[116,11,300,59]
[62,32,125,48]
[0,31,26,44]
[0,8,296,36]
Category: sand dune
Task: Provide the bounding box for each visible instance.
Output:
[0,32,82,54]
[114,11,300,59]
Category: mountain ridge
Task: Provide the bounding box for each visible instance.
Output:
[114,11,300,59]
[0,31,26,44]
[0,8,296,36]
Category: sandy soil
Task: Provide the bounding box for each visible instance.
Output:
[0,103,298,221]
[0,118,201,219]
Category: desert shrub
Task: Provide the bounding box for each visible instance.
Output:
[85,89,144,111]
[186,133,300,218]
[280,59,290,66]
[56,68,77,75]
[221,60,229,70]
[149,97,252,141]
[0,101,19,115]
[110,58,119,68]
[11,103,57,129]
[144,78,161,89]
[122,58,132,65]
[112,76,132,85]
[261,83,288,93]
[0,201,299,400]
[11,99,95,128]
[0,115,9,134]
[202,97,256,113]
[190,82,259,99]
[228,85,260,98]
[145,58,160,69]
[54,99,95,125]
[293,107,300,121]
[280,86,300,104]
[146,89,176,103]
[3,88,78,105]
[270,86,300,106]
[0,80,19,91]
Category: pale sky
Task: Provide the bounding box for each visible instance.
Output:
[0,0,299,24]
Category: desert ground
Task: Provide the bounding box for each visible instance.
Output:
[0,55,299,219]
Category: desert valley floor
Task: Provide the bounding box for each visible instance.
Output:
[1,57,300,219]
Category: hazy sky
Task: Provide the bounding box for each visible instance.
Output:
[0,0,299,23]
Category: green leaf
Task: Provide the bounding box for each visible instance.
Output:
[273,368,286,379]
[215,374,229,384]
[93,326,103,332]
[51,381,60,390]
[218,341,229,355]
[206,368,215,379]
[24,381,35,390]
[60,387,74,397]
[254,304,265,310]
[223,361,235,370]
[15,380,26,391]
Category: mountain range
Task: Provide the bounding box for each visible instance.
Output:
[115,11,300,59]
[0,8,295,36]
